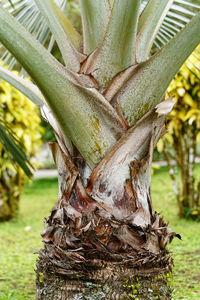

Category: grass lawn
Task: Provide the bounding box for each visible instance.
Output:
[0,167,200,299]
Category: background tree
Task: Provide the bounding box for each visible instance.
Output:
[0,0,199,299]
[157,45,200,219]
[0,69,43,221]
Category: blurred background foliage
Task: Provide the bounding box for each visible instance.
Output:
[0,66,43,221]
[157,45,200,219]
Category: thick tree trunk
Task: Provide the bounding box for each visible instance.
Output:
[35,155,176,299]
[36,105,179,299]
[36,260,173,300]
[36,192,175,300]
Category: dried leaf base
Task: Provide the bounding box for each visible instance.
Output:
[35,141,177,300]
[36,257,173,300]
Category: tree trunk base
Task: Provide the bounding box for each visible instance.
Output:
[36,257,173,300]
[35,143,177,299]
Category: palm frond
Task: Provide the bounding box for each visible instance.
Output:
[0,0,66,71]
[8,0,14,7]
[0,0,199,74]
[0,106,33,176]
[156,1,199,48]
[140,0,199,51]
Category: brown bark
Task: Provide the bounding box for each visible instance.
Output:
[36,260,173,300]
[179,134,188,206]
[164,147,183,217]
[36,179,175,299]
[180,128,196,212]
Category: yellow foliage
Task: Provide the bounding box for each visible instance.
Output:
[151,163,160,175]
[164,133,173,145]
[183,93,197,108]
[0,67,43,175]
[157,139,164,153]
[191,210,199,216]
[157,45,200,151]
[196,132,200,143]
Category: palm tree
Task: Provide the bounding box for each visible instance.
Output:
[0,0,199,298]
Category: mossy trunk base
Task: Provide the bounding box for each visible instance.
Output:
[36,259,173,300]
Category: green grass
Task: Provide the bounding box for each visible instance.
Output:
[0,169,200,299]
[152,165,200,300]
[0,178,58,300]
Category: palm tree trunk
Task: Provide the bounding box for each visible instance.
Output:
[36,262,173,299]
[36,141,178,299]
[36,188,173,300]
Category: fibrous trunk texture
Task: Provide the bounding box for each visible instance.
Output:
[36,262,173,300]
[36,171,174,300]
[36,104,179,299]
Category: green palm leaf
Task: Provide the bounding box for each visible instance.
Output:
[0,107,33,177]
[0,0,199,73]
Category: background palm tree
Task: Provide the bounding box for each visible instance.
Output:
[0,0,199,298]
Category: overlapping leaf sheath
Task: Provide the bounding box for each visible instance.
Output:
[0,4,199,170]
[80,0,140,88]
[39,100,180,276]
